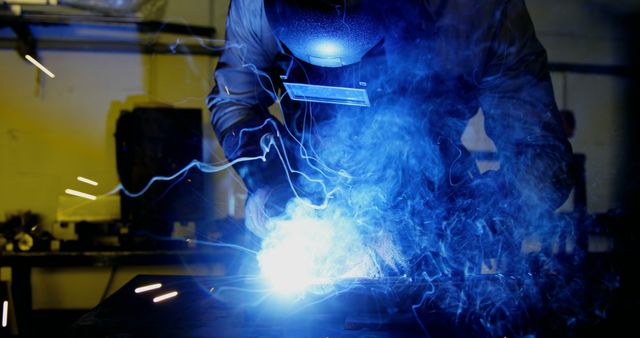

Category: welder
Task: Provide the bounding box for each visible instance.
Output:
[207,0,574,242]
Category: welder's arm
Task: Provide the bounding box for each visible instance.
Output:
[478,0,574,211]
[207,0,284,194]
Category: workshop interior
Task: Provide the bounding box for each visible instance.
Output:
[0,0,639,337]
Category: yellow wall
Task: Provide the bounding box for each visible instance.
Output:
[0,50,234,225]
[0,49,234,309]
[0,51,140,228]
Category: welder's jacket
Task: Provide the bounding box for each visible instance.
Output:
[207,0,574,211]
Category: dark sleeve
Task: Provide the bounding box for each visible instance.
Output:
[477,0,574,210]
[206,0,295,196]
[206,0,279,145]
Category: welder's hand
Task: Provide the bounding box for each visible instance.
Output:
[219,117,315,239]
[220,117,272,163]
[440,170,525,267]
[245,185,295,239]
[446,169,520,219]
[221,116,294,192]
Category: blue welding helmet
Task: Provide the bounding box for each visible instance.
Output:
[264,0,385,68]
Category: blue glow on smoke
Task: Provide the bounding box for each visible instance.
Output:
[258,202,378,294]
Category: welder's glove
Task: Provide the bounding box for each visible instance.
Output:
[220,117,272,165]
[244,185,295,239]
[437,169,525,269]
[220,117,298,238]
[443,169,519,219]
[220,117,289,192]
[506,144,575,213]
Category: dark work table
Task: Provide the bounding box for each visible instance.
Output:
[0,249,240,337]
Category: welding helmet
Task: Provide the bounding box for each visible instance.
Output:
[264,0,385,68]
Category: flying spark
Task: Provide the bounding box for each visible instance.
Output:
[2,300,8,328]
[65,189,97,201]
[25,55,56,78]
[153,291,178,303]
[77,176,99,186]
[135,283,162,294]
